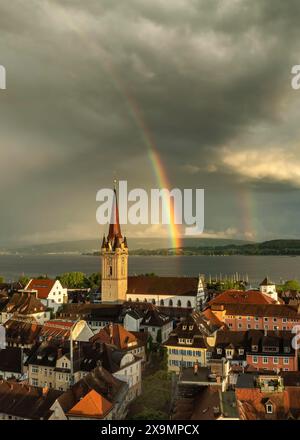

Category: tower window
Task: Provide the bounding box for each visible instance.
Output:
[177,300,181,307]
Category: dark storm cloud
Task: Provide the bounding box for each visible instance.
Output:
[1,0,300,244]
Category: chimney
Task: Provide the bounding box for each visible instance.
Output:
[109,322,113,343]
[42,386,49,398]
[193,361,199,375]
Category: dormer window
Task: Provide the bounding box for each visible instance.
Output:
[284,346,290,353]
[182,325,187,330]
[217,348,222,355]
[266,403,273,414]
[239,349,244,355]
[189,325,193,330]
[252,345,258,352]
[226,349,234,358]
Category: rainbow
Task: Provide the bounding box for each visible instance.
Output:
[119,89,182,249]
[42,6,182,249]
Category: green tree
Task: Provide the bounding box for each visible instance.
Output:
[147,334,153,353]
[283,279,300,292]
[85,272,101,289]
[57,272,86,289]
[18,275,30,287]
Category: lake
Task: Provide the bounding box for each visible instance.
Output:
[0,254,299,286]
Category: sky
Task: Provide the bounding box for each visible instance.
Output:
[1,0,300,246]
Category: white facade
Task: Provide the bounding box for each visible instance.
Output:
[113,353,142,401]
[126,277,207,311]
[140,320,173,343]
[25,279,68,313]
[260,282,278,302]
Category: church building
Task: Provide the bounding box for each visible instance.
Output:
[101,185,207,310]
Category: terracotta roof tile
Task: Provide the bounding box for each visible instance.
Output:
[127,276,199,296]
[68,389,112,418]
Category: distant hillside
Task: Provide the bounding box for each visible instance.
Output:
[4,237,253,255]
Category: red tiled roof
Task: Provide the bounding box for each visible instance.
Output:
[220,303,300,319]
[209,289,276,306]
[127,276,199,296]
[41,320,75,340]
[25,279,56,299]
[236,387,300,420]
[68,389,112,419]
[91,324,137,349]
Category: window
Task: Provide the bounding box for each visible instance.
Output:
[32,378,38,387]
[252,345,258,352]
[282,318,287,323]
[255,325,259,330]
[239,349,244,355]
[177,300,181,307]
[238,323,242,329]
[264,317,268,322]
[189,325,193,330]
[31,366,38,374]
[247,316,251,321]
[273,357,278,364]
[182,325,187,330]
[160,299,164,306]
[247,324,251,329]
[169,299,173,307]
[273,318,277,323]
[264,325,268,330]
[273,326,278,330]
[263,357,268,364]
[254,317,259,321]
[284,346,290,353]
[253,356,258,363]
[266,403,273,414]
[152,299,156,305]
[284,357,289,365]
[217,348,222,355]
[187,301,192,308]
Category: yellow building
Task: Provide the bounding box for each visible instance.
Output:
[164,311,218,373]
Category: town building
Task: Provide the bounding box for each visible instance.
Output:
[0,347,23,380]
[211,330,298,373]
[90,323,146,362]
[49,366,128,420]
[123,306,173,343]
[164,311,222,373]
[0,292,50,325]
[210,303,300,331]
[24,278,68,313]
[235,371,300,419]
[0,380,62,420]
[259,277,278,302]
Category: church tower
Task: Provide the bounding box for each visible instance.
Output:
[101,183,128,303]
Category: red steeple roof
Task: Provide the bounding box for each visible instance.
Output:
[107,185,122,241]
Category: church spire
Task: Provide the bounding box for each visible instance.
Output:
[107,180,122,241]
